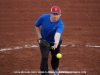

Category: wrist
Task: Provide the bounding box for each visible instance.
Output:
[38,37,42,39]
[54,42,58,47]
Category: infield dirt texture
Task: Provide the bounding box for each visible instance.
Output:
[0,0,100,75]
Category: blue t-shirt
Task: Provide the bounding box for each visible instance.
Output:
[35,14,64,44]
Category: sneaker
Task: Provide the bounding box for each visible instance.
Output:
[54,70,59,75]
[54,68,59,75]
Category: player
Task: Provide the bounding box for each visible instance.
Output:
[34,6,64,75]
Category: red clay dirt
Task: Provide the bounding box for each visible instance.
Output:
[0,0,100,75]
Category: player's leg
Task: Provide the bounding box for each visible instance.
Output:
[39,46,50,75]
[51,40,62,70]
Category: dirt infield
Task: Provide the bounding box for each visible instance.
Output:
[0,0,100,75]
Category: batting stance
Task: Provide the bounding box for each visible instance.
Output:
[34,6,64,75]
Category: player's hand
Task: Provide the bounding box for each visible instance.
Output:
[37,38,50,48]
[51,42,58,50]
[37,38,42,43]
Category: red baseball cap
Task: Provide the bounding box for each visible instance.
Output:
[51,6,61,14]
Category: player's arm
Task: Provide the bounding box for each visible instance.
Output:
[35,15,43,39]
[52,23,64,50]
[52,32,61,50]
[35,26,42,39]
[54,32,61,45]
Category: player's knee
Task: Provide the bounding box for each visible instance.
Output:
[42,57,48,61]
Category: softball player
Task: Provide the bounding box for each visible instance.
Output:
[34,6,64,75]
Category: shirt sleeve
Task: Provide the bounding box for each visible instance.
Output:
[56,24,64,34]
[56,19,64,34]
[35,15,43,27]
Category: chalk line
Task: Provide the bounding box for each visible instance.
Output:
[0,44,100,52]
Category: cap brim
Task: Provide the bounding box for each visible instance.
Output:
[51,12,61,14]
